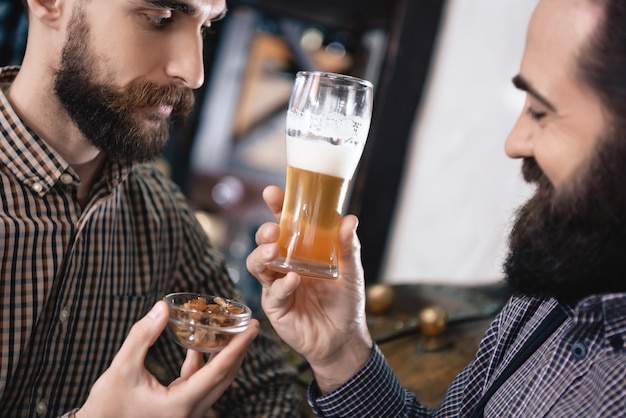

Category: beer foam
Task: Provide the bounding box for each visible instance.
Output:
[286,134,365,179]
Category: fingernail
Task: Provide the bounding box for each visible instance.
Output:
[148,302,163,319]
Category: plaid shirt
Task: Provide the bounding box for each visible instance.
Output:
[0,66,301,417]
[309,294,626,417]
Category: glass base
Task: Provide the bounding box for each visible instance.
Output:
[267,256,339,280]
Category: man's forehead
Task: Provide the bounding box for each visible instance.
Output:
[530,0,602,48]
[520,0,604,104]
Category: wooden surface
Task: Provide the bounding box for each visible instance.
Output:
[376,318,492,408]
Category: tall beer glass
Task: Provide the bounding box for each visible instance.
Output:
[268,71,373,280]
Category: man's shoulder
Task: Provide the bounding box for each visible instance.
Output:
[125,161,189,209]
[500,294,554,318]
[130,160,171,179]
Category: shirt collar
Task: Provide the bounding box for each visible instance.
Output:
[562,293,626,341]
[0,66,131,197]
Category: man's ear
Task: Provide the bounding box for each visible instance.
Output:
[26,0,66,28]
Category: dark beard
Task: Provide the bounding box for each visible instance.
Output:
[53,7,195,164]
[504,139,626,302]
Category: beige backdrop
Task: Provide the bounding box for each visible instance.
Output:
[383,0,539,285]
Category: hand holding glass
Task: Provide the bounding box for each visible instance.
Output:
[268,71,373,280]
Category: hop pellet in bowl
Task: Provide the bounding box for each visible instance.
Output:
[164,292,252,353]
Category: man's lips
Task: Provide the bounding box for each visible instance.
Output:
[156,104,173,115]
[137,104,173,118]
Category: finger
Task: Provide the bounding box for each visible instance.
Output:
[111,301,169,368]
[180,349,204,379]
[337,215,364,283]
[262,186,284,221]
[254,222,280,246]
[263,272,301,305]
[246,242,281,287]
[182,322,260,417]
[183,320,260,410]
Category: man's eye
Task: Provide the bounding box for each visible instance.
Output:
[145,14,173,27]
[526,107,547,121]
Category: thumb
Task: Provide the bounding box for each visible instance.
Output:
[338,215,364,282]
[113,301,169,367]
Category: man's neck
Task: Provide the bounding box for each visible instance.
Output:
[8,66,106,206]
[72,153,107,207]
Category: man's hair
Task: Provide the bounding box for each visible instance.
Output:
[579,0,626,135]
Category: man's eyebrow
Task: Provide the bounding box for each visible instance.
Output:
[512,75,557,112]
[141,0,196,15]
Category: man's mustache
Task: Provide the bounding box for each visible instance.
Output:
[521,157,544,184]
[522,157,557,204]
[106,78,196,116]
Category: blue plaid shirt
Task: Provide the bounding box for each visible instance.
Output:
[308,294,626,417]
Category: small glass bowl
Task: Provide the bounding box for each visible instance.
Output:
[164,292,252,353]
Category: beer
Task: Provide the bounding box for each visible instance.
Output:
[268,70,373,280]
[278,166,347,270]
[270,133,361,279]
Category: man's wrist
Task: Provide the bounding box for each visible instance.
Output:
[310,338,373,393]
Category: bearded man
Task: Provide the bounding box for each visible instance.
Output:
[0,0,301,416]
[247,0,626,416]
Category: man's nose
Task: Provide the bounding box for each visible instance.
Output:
[165,34,205,89]
[505,113,534,159]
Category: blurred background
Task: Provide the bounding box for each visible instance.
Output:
[1,0,538,308]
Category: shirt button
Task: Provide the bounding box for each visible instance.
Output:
[609,335,624,351]
[35,400,47,415]
[60,173,73,185]
[571,342,587,360]
[59,307,70,323]
[31,182,43,193]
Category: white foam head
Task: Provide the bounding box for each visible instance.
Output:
[286,134,367,179]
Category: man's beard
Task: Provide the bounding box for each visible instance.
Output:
[53,8,195,164]
[504,134,626,302]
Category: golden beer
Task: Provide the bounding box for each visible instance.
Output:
[268,71,373,280]
[275,166,350,278]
